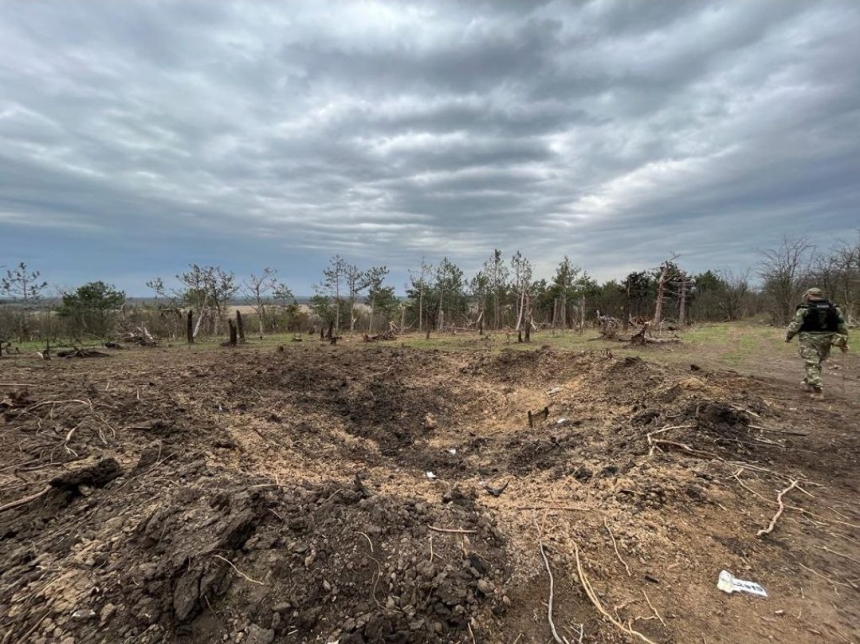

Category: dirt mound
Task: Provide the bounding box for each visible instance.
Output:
[1,453,508,644]
[1,342,858,644]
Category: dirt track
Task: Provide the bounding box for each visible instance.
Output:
[1,340,858,643]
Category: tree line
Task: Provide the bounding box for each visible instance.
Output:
[1,234,856,343]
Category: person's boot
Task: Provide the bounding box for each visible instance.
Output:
[810,386,824,399]
[799,380,812,392]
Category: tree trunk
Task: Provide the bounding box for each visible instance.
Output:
[561,294,567,329]
[418,285,424,332]
[227,320,237,346]
[193,307,207,338]
[400,305,406,334]
[236,310,246,343]
[438,289,444,331]
[187,310,194,344]
[654,263,670,330]
[368,298,375,333]
[515,288,525,331]
[679,281,687,327]
[524,293,532,343]
[579,296,585,334]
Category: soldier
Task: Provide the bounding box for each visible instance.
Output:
[785,288,849,397]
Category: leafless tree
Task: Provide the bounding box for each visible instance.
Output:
[321,255,347,333]
[408,257,432,332]
[510,251,533,331]
[758,236,815,325]
[176,265,239,337]
[244,267,280,335]
[813,234,859,325]
[717,269,752,321]
[345,263,369,332]
[652,253,680,329]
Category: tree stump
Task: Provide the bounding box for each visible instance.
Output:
[186,310,194,344]
[236,310,246,343]
[227,320,238,347]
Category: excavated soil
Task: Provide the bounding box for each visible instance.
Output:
[0,340,859,644]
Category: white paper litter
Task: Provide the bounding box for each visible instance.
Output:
[546,386,563,395]
[447,448,457,455]
[425,471,437,480]
[717,570,768,597]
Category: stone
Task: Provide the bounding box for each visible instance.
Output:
[244,624,275,644]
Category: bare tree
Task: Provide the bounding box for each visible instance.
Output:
[408,257,432,332]
[177,265,239,337]
[483,249,509,330]
[813,233,859,325]
[758,236,815,325]
[321,255,347,333]
[364,266,389,332]
[652,254,680,329]
[717,269,752,321]
[510,251,533,331]
[1,262,48,303]
[345,263,369,332]
[1,262,48,339]
[244,267,280,335]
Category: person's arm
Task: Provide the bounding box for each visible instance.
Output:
[834,305,849,351]
[785,306,805,342]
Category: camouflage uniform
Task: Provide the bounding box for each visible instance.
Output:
[785,289,848,391]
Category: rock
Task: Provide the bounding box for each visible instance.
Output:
[173,569,202,622]
[304,551,316,568]
[476,579,494,595]
[100,603,117,624]
[298,607,321,629]
[245,624,275,644]
[71,609,95,620]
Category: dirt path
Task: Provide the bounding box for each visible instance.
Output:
[0,340,857,643]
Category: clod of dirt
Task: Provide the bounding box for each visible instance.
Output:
[49,457,123,491]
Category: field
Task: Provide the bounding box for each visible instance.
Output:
[1,323,858,644]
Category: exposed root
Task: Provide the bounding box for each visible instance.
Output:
[0,485,51,514]
[212,554,266,586]
[357,531,374,553]
[757,480,799,537]
[604,519,631,577]
[572,541,658,644]
[428,525,476,534]
[641,589,666,627]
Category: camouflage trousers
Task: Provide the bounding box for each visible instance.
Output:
[798,333,834,388]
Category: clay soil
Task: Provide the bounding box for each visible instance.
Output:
[1,339,858,644]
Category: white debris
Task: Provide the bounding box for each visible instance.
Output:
[447,448,457,455]
[546,386,563,395]
[556,418,568,425]
[717,570,768,597]
[425,471,437,481]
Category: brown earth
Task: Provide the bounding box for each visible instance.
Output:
[0,339,858,644]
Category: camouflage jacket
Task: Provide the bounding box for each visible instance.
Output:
[785,300,848,341]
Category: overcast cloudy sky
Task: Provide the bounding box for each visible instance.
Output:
[1,0,859,295]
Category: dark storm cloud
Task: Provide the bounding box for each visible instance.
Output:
[1,0,859,293]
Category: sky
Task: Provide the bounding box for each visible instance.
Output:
[1,0,859,296]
